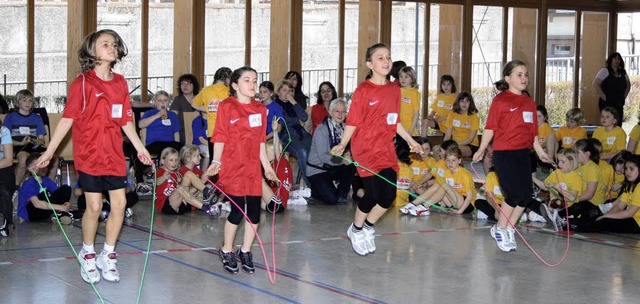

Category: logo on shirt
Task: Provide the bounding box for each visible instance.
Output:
[96,92,104,97]
[510,107,518,112]
[230,118,240,124]
[369,100,379,106]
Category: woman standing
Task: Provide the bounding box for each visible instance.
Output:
[593,52,631,126]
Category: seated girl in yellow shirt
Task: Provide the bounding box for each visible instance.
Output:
[592,107,627,161]
[443,92,479,158]
[555,108,587,149]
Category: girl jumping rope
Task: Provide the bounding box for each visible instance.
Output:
[331,43,422,256]
[36,29,153,283]
[473,60,550,252]
[206,67,277,274]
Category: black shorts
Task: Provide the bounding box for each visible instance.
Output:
[469,145,479,154]
[161,199,192,215]
[14,144,46,156]
[78,171,127,193]
[493,149,532,208]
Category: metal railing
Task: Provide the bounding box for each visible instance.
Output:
[4,55,640,112]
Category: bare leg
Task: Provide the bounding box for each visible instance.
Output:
[104,189,126,246]
[82,192,104,247]
[15,151,29,186]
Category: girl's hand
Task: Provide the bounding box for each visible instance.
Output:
[272,118,279,132]
[158,108,168,118]
[137,150,154,166]
[34,150,54,169]
[206,161,221,176]
[331,143,346,156]
[472,149,485,163]
[288,96,297,105]
[408,139,424,155]
[265,167,277,182]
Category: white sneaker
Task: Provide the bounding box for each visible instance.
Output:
[491,224,515,252]
[506,227,517,251]
[519,213,528,223]
[221,202,232,213]
[299,187,311,198]
[528,211,547,223]
[363,226,376,253]
[288,196,308,205]
[540,204,559,231]
[96,251,120,282]
[399,203,416,215]
[346,224,368,256]
[598,202,613,214]
[409,204,430,216]
[476,209,489,220]
[78,249,100,284]
[124,208,133,219]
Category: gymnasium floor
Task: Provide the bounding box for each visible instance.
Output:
[2,192,640,304]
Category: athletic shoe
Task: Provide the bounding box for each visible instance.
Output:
[528,211,547,223]
[51,212,72,225]
[203,203,221,218]
[363,226,376,253]
[519,212,528,223]
[409,204,430,216]
[235,248,255,274]
[598,202,613,214]
[506,227,517,251]
[124,208,133,219]
[491,224,515,252]
[219,248,239,274]
[555,213,568,231]
[476,209,489,220]
[221,202,232,213]
[0,218,8,237]
[99,210,109,222]
[12,190,18,205]
[346,224,369,256]
[96,251,120,282]
[77,249,100,284]
[298,187,311,198]
[399,203,416,215]
[539,204,559,231]
[135,183,152,196]
[203,187,214,204]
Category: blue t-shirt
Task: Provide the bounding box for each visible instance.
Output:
[2,111,46,142]
[265,101,284,135]
[0,126,11,160]
[18,176,58,221]
[191,115,208,145]
[141,109,180,145]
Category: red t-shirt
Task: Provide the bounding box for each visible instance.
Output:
[63,70,133,176]
[346,80,400,177]
[311,104,329,134]
[485,90,538,151]
[154,167,182,211]
[270,158,292,208]
[211,97,267,196]
[179,165,204,178]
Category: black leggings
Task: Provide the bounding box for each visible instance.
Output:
[359,168,397,213]
[560,201,602,220]
[569,217,640,233]
[227,195,261,225]
[0,166,16,225]
[474,199,497,221]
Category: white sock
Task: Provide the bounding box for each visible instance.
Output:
[82,243,95,254]
[103,243,115,254]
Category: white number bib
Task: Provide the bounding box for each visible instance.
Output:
[112,104,123,118]
[607,137,616,145]
[452,120,461,128]
[249,113,262,128]
[386,113,398,125]
[522,111,533,123]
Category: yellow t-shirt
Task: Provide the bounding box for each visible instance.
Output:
[619,187,640,226]
[443,167,477,201]
[434,159,447,185]
[482,171,504,206]
[555,126,587,149]
[400,87,421,135]
[537,123,555,150]
[544,169,583,205]
[592,126,627,156]
[409,155,435,184]
[577,160,605,205]
[599,160,614,197]
[393,162,415,207]
[445,112,480,147]
[628,124,640,154]
[192,83,230,137]
[431,93,457,130]
[611,172,625,199]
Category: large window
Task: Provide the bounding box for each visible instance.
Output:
[0,0,27,105]
[617,12,640,129]
[97,0,143,100]
[545,9,576,126]
[251,0,270,83]
[148,1,174,95]
[343,2,359,97]
[34,0,67,113]
[204,1,245,84]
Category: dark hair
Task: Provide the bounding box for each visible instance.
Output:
[439,75,456,93]
[574,138,600,163]
[445,146,463,159]
[621,155,640,194]
[494,60,526,92]
[78,29,128,72]
[395,135,411,165]
[229,67,257,97]
[389,60,407,80]
[606,52,626,75]
[0,94,8,114]
[440,139,459,151]
[601,106,620,123]
[260,80,274,92]
[365,43,390,80]
[611,150,632,167]
[26,152,42,169]
[213,67,232,84]
[537,105,548,122]
[176,74,200,96]
[284,70,303,94]
[452,91,477,115]
[316,81,338,105]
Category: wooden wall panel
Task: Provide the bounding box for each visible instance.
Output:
[192,0,205,86]
[512,8,538,98]
[581,12,609,125]
[174,0,192,86]
[67,0,96,87]
[270,1,290,82]
[438,4,462,88]
[357,0,381,82]
[290,0,303,73]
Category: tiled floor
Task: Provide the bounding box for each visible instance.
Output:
[2,192,640,304]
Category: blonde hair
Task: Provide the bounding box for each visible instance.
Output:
[275,79,294,94]
[557,148,579,171]
[160,147,179,163]
[180,145,201,164]
[398,66,418,88]
[154,90,171,102]
[565,108,585,125]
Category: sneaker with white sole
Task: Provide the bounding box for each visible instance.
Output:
[491,224,515,252]
[124,208,133,219]
[528,211,547,223]
[347,224,369,256]
[234,248,255,274]
[476,209,489,220]
[506,227,517,251]
[0,217,8,237]
[399,203,416,215]
[96,251,120,282]
[539,204,559,231]
[363,226,376,253]
[555,213,568,231]
[409,204,430,216]
[519,213,528,223]
[219,248,239,274]
[78,249,100,284]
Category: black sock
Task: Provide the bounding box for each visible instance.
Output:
[352,223,363,232]
[364,220,374,229]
